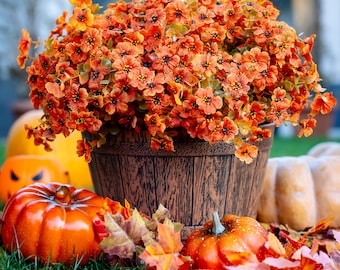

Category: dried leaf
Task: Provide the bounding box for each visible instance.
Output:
[139,223,184,270]
[152,204,171,222]
[100,210,150,259]
[263,257,300,268]
[302,217,334,241]
[99,213,136,259]
[291,245,337,269]
[118,209,151,243]
[163,217,184,234]
[145,204,171,231]
[266,232,286,256]
[224,251,257,266]
[331,230,340,243]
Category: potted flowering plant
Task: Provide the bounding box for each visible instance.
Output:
[17,0,336,229]
[18,0,336,163]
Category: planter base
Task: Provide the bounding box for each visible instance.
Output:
[85,124,274,238]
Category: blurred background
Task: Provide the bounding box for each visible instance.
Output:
[0,0,339,142]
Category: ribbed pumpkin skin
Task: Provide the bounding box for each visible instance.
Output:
[1,183,105,266]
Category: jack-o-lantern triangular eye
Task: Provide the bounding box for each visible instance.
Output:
[32,171,43,181]
[10,170,19,181]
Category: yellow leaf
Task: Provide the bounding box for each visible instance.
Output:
[139,223,184,270]
[267,232,286,256]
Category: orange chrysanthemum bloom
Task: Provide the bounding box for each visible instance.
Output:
[151,136,175,152]
[195,87,222,115]
[17,29,33,68]
[235,143,259,164]
[69,7,94,31]
[310,92,337,116]
[144,114,167,136]
[297,118,317,138]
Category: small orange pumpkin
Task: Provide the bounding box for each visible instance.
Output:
[1,182,106,265]
[0,155,69,203]
[181,212,267,269]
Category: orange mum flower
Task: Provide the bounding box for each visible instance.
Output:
[103,89,129,115]
[145,114,166,136]
[81,28,102,52]
[297,118,317,138]
[310,92,337,116]
[235,143,259,164]
[151,136,175,152]
[195,87,223,115]
[112,55,141,81]
[69,110,102,133]
[76,139,93,163]
[212,117,239,143]
[69,7,94,31]
[165,0,190,25]
[17,29,33,69]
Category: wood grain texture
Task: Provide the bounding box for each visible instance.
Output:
[85,123,274,236]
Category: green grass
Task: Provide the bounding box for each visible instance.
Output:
[270,135,340,157]
[0,247,143,270]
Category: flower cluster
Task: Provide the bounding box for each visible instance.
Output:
[18,0,336,163]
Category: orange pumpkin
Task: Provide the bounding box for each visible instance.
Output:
[0,155,69,203]
[5,110,92,188]
[1,182,105,266]
[181,212,267,269]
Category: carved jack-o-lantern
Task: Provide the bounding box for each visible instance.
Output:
[0,155,69,202]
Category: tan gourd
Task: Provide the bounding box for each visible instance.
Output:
[257,155,340,230]
[308,142,340,157]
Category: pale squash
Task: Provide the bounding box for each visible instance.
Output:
[308,141,340,157]
[257,155,340,230]
[5,110,92,189]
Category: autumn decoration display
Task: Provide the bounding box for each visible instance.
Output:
[0,182,187,268]
[0,182,339,268]
[8,0,340,268]
[17,0,336,164]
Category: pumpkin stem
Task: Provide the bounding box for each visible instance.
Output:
[55,185,72,204]
[212,211,225,235]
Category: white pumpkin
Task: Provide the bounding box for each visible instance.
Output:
[257,155,340,230]
[308,141,340,157]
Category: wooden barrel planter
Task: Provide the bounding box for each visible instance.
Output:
[85,123,274,238]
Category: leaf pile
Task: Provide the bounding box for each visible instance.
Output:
[97,202,340,269]
[257,217,340,269]
[95,202,187,269]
